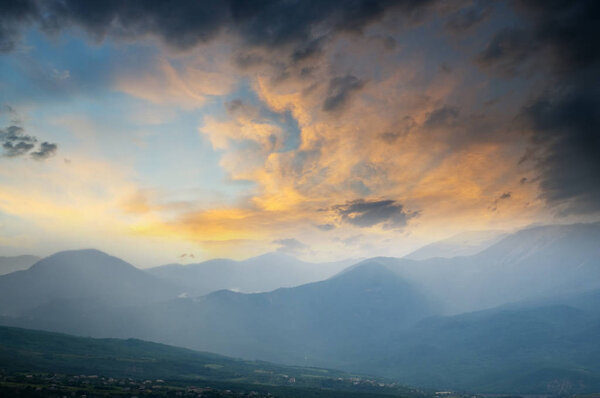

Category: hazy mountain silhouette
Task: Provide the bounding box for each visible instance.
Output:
[357,288,600,393]
[2,259,437,366]
[0,249,180,316]
[0,223,599,393]
[143,260,438,365]
[404,230,506,260]
[148,252,358,296]
[0,255,40,276]
[384,223,600,313]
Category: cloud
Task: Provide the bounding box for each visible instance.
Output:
[476,0,600,214]
[519,85,600,214]
[3,0,594,260]
[0,116,57,160]
[272,238,308,255]
[0,124,37,157]
[315,223,335,231]
[513,0,599,75]
[0,125,36,157]
[332,199,417,229]
[445,1,492,34]
[499,192,511,200]
[30,142,58,160]
[490,191,512,212]
[52,69,70,80]
[0,0,38,52]
[116,55,236,109]
[476,28,539,77]
[475,1,598,75]
[424,105,459,128]
[2,140,35,157]
[1,0,437,61]
[322,75,365,112]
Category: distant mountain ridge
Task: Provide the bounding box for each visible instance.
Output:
[363,288,600,393]
[0,249,180,316]
[380,223,600,313]
[148,252,358,296]
[0,223,599,394]
[404,230,506,260]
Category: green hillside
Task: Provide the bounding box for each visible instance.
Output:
[0,325,423,398]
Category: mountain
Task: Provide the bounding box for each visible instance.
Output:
[0,254,40,275]
[358,288,600,394]
[1,223,599,394]
[148,252,358,296]
[404,230,506,260]
[3,260,599,394]
[0,324,349,383]
[0,249,181,316]
[153,260,438,367]
[1,259,438,369]
[0,325,424,398]
[389,223,600,313]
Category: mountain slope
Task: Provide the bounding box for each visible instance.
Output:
[1,223,599,395]
[0,324,347,383]
[0,249,180,316]
[148,252,358,296]
[359,289,600,394]
[0,325,427,398]
[4,268,599,394]
[390,223,600,313]
[1,260,438,369]
[404,230,506,260]
[0,254,40,275]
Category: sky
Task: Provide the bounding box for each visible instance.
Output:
[0,0,598,267]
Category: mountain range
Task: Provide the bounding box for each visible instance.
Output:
[403,230,506,260]
[0,222,599,394]
[148,252,357,296]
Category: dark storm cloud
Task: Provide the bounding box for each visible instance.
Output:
[332,199,417,229]
[479,0,600,214]
[0,0,38,52]
[1,0,437,56]
[291,37,325,62]
[322,75,365,112]
[477,28,537,76]
[0,123,58,160]
[513,0,600,75]
[424,106,459,128]
[478,1,599,76]
[445,1,492,34]
[519,85,600,214]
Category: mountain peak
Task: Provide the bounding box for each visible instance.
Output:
[30,249,135,272]
[405,230,506,260]
[0,249,179,316]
